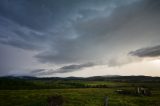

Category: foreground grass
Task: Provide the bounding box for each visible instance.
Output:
[0,87,160,106]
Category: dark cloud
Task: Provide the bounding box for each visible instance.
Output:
[57,63,95,73]
[32,63,95,75]
[34,0,145,64]
[0,16,46,50]
[30,69,45,74]
[0,0,80,31]
[129,45,160,57]
[0,0,160,76]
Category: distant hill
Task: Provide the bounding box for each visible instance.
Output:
[1,75,160,82]
[86,75,160,82]
[0,75,160,90]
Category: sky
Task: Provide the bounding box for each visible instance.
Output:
[0,0,160,77]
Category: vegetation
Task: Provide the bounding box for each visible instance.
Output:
[0,76,160,106]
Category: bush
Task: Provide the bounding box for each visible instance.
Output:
[47,95,64,106]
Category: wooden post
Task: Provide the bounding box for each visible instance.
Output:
[104,96,108,106]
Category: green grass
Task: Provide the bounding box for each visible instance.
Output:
[0,89,159,106]
[0,81,160,106]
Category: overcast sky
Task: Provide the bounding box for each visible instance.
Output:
[0,0,160,77]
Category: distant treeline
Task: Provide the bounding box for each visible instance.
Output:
[39,76,160,82]
[0,77,109,90]
[0,76,160,90]
[85,76,160,82]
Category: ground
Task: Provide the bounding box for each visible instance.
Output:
[0,81,160,106]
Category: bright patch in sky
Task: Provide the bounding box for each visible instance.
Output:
[150,59,160,66]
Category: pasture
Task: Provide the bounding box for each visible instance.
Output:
[0,79,160,106]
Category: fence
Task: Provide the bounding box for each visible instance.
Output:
[104,96,108,106]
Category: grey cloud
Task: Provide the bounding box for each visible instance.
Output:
[58,63,95,72]
[1,39,40,50]
[32,63,95,75]
[0,0,75,31]
[1,1,156,64]
[129,45,160,57]
[0,16,46,50]
[30,69,45,74]
[34,0,144,64]
[0,0,115,31]
[107,55,142,67]
[1,0,160,76]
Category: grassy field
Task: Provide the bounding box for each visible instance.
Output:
[0,80,160,106]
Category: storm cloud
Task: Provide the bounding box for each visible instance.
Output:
[31,63,95,76]
[0,0,145,64]
[0,0,160,76]
[129,45,160,57]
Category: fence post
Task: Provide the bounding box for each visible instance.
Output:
[104,96,108,106]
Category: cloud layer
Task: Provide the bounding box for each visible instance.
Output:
[0,0,160,76]
[0,0,143,64]
[129,45,160,57]
[31,63,95,76]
